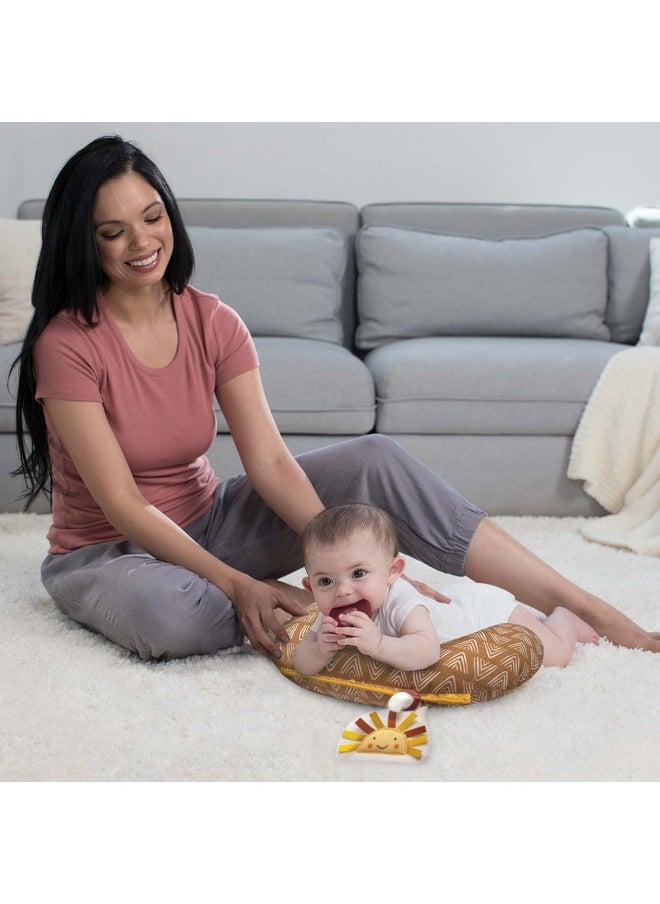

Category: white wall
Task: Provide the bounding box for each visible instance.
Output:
[1,122,659,219]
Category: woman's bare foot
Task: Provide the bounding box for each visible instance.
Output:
[465,518,660,653]
[585,596,660,651]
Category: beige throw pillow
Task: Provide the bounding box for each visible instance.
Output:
[0,219,41,345]
[638,237,660,346]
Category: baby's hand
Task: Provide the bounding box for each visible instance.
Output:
[317,615,343,653]
[337,611,382,657]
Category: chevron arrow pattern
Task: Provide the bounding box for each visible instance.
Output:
[276,610,544,706]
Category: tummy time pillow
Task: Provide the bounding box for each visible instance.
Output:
[275,606,543,706]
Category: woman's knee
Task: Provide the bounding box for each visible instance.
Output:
[131,582,243,660]
[301,435,406,496]
[44,557,243,661]
[342,433,404,465]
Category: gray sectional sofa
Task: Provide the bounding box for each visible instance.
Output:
[2,199,658,517]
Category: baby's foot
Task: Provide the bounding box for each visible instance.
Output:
[574,614,600,645]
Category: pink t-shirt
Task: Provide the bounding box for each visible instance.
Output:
[34,285,259,553]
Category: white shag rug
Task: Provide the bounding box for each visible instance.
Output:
[2,512,658,782]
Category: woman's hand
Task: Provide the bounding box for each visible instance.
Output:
[230,576,310,658]
[401,573,452,604]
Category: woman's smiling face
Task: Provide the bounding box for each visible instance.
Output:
[93,170,174,293]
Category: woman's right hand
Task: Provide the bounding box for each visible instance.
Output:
[230,575,309,659]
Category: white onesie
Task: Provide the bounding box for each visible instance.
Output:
[313,577,518,643]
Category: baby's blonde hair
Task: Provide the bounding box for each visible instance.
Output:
[302,503,398,563]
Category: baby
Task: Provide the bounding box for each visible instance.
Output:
[293,503,599,675]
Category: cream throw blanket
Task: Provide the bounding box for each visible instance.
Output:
[568,346,660,555]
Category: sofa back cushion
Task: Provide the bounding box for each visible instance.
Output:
[355,225,610,348]
[188,226,348,344]
[18,198,360,348]
[360,202,625,235]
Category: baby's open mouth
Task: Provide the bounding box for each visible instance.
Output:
[329,599,372,622]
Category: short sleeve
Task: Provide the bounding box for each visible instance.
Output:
[34,314,104,403]
[208,297,259,387]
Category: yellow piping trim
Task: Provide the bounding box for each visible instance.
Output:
[277,667,471,705]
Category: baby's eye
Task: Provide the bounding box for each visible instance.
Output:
[318,577,333,587]
[352,568,367,579]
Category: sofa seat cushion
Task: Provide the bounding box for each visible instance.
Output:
[215,338,376,435]
[356,225,610,348]
[1,338,376,438]
[365,337,627,435]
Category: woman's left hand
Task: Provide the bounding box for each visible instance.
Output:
[263,579,313,626]
[231,577,311,658]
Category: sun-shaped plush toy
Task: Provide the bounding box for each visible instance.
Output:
[338,690,431,762]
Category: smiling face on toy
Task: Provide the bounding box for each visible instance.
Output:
[356,728,409,755]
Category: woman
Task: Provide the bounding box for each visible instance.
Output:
[13,136,660,661]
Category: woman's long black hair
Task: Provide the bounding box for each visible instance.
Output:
[11,135,195,510]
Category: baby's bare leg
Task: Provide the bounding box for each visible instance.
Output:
[509,604,600,668]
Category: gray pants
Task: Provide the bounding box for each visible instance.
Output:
[41,436,484,660]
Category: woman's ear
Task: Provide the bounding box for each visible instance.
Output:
[388,555,406,584]
[302,576,312,594]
